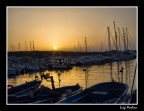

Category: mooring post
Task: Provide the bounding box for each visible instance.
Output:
[51,76,55,90]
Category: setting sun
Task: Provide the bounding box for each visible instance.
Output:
[8,7,136,51]
[54,46,57,50]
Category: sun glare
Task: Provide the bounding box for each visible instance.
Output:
[54,46,57,50]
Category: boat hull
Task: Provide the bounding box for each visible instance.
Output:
[57,82,128,104]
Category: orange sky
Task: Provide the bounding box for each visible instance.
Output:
[7,7,137,52]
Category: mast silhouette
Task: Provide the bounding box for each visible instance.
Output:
[25,41,27,51]
[113,21,118,51]
[33,40,35,51]
[123,28,126,51]
[85,36,87,52]
[107,27,111,51]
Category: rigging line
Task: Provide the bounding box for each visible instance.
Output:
[128,40,133,50]
[118,28,121,51]
[131,63,137,95]
[127,30,136,50]
[125,61,128,85]
[119,61,122,68]
[119,29,124,42]
[102,29,107,48]
[118,28,126,50]
[98,29,107,51]
[115,21,119,29]
[127,61,131,87]
[110,30,117,50]
[111,41,115,50]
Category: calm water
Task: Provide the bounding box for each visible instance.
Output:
[8,59,137,95]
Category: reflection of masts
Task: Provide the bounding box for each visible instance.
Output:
[110,63,114,82]
[58,73,61,88]
[83,68,88,89]
[131,63,137,95]
[125,61,128,84]
[119,67,124,83]
[117,62,120,82]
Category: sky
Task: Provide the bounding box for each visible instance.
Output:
[7,7,137,52]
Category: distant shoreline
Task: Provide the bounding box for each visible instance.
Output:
[8,50,136,58]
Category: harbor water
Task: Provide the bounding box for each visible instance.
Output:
[8,59,137,96]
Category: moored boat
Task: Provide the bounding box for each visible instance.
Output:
[127,89,137,104]
[57,82,128,104]
[8,79,42,103]
[9,83,82,104]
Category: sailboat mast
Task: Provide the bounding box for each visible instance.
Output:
[123,28,126,51]
[101,42,103,52]
[78,41,79,52]
[85,36,87,52]
[14,45,15,52]
[107,27,111,51]
[113,21,118,51]
[126,27,129,50]
[74,45,76,52]
[11,44,13,52]
[25,41,27,51]
[18,42,20,51]
[33,40,35,51]
[118,28,121,51]
[30,41,31,51]
[79,43,81,52]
